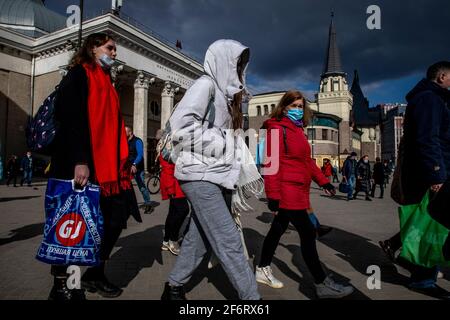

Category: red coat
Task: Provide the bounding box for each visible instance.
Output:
[322,163,333,177]
[263,117,329,210]
[159,155,185,200]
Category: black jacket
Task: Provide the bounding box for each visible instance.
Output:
[49,64,93,181]
[372,162,385,184]
[48,64,141,224]
[402,78,450,203]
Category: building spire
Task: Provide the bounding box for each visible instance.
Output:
[321,12,345,79]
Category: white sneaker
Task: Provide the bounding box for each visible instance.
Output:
[255,266,284,289]
[315,276,354,299]
[161,240,180,256]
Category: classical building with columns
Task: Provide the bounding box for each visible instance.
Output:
[0,0,203,171]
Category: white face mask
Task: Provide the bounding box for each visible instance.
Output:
[99,54,115,69]
[364,159,369,164]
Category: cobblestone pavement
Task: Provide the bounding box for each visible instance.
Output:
[0,179,449,300]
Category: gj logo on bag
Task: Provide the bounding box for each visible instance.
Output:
[55,213,87,247]
[36,179,103,266]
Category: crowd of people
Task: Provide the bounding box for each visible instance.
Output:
[25,32,450,301]
[4,151,35,187]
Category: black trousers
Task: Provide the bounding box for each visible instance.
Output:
[6,173,17,186]
[51,193,128,277]
[371,183,384,198]
[259,209,327,284]
[164,197,190,242]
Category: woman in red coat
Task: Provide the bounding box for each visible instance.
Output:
[159,155,190,256]
[255,90,354,299]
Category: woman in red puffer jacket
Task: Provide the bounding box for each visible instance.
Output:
[159,155,190,256]
[255,90,354,299]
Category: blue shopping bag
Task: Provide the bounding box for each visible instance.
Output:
[36,179,103,266]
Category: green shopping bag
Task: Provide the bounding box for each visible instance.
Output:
[399,191,450,268]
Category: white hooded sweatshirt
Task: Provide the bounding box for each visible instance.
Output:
[169,39,249,190]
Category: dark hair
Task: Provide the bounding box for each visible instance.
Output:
[270,90,312,126]
[69,33,115,68]
[229,49,250,130]
[426,61,450,81]
[376,157,381,162]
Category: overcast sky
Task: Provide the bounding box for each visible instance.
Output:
[45,0,450,106]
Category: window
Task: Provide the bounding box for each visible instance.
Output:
[307,129,316,140]
[322,129,328,141]
[264,105,269,115]
[271,104,275,112]
[256,105,261,116]
[150,101,160,116]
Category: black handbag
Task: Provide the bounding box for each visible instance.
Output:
[338,180,350,194]
[428,179,450,229]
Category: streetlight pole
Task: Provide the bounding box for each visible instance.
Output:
[78,0,84,49]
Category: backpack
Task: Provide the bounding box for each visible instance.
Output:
[26,87,59,155]
[155,91,215,164]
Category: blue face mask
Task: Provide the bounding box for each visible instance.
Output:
[99,54,115,69]
[286,109,304,121]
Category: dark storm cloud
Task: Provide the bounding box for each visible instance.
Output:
[46,0,450,94]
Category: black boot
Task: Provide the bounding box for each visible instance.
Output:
[161,282,186,300]
[48,276,86,301]
[81,263,123,298]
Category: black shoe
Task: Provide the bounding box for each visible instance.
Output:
[81,275,123,298]
[408,285,450,300]
[379,197,383,199]
[317,225,333,238]
[144,205,154,214]
[365,197,372,201]
[161,282,186,300]
[379,240,396,262]
[48,277,86,301]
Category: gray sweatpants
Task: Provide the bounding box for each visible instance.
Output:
[168,181,260,300]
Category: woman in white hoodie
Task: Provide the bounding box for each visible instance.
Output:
[161,39,260,300]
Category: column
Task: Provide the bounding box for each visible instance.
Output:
[160,81,177,130]
[134,71,150,172]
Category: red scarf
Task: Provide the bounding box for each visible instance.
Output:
[83,63,132,196]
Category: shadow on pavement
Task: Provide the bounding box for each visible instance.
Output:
[0,222,44,246]
[244,227,370,300]
[0,195,41,203]
[319,194,349,201]
[107,225,165,289]
[317,227,410,287]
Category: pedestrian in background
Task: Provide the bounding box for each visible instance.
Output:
[125,126,154,214]
[6,155,19,187]
[332,164,339,183]
[20,151,33,186]
[321,158,333,182]
[159,154,190,256]
[371,157,385,199]
[342,152,357,201]
[354,155,372,201]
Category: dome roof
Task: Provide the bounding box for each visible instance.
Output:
[0,0,66,37]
